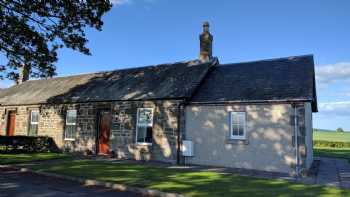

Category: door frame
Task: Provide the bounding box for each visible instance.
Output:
[6,110,17,136]
[95,107,112,155]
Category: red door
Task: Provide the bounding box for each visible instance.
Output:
[6,111,16,136]
[98,112,111,155]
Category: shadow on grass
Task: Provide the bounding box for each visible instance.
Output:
[0,153,70,165]
[30,159,350,197]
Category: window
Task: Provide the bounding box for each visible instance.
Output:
[65,110,77,140]
[28,110,39,136]
[136,108,154,144]
[230,112,246,140]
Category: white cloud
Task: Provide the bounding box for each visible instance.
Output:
[110,0,132,5]
[319,101,350,116]
[336,92,350,97]
[316,62,350,86]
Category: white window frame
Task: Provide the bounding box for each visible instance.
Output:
[230,111,247,140]
[64,109,77,141]
[135,108,154,145]
[28,110,39,136]
[30,110,39,125]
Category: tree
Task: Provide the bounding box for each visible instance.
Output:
[336,127,344,132]
[0,0,112,81]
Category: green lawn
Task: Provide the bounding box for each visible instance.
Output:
[313,131,350,142]
[0,153,70,165]
[28,159,349,197]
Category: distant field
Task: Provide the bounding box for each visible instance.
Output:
[313,129,350,142]
[313,128,338,132]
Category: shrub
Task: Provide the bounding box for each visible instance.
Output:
[336,127,345,132]
[314,140,350,148]
[0,136,60,153]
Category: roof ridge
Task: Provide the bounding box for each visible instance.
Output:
[219,54,314,66]
[20,58,206,84]
[0,58,213,105]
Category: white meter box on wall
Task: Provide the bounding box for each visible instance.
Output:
[181,140,194,157]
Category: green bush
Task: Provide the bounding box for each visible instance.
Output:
[336,127,345,133]
[0,136,60,153]
[314,140,350,148]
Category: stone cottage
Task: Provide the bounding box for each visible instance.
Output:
[0,22,317,176]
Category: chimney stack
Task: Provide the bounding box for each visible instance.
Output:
[199,21,213,62]
[17,65,30,84]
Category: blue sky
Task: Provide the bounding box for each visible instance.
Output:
[1,0,350,130]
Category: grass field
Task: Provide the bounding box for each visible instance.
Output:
[28,159,350,197]
[313,130,350,142]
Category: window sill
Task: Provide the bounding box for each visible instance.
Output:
[64,138,75,141]
[230,136,246,140]
[226,138,248,145]
[136,142,152,146]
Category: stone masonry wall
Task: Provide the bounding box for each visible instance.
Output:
[0,100,181,163]
[110,100,180,163]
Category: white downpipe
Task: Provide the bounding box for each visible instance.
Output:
[294,106,299,177]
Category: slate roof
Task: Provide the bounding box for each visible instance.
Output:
[0,55,317,112]
[0,59,217,105]
[190,55,318,112]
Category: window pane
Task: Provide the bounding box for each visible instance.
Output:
[65,110,77,139]
[136,108,153,143]
[238,114,244,125]
[137,126,146,143]
[232,125,239,136]
[231,112,246,138]
[145,126,153,143]
[65,125,76,139]
[28,124,38,136]
[232,113,238,125]
[238,124,244,136]
[138,108,153,126]
[31,111,39,123]
[66,110,77,124]
[29,111,39,136]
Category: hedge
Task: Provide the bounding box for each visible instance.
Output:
[0,136,60,153]
[313,140,350,148]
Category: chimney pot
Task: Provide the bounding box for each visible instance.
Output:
[17,65,30,84]
[199,21,213,62]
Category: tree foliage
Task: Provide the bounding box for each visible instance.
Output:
[0,0,112,81]
[336,127,345,132]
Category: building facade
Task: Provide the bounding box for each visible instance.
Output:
[0,100,183,163]
[184,103,313,175]
[0,23,317,175]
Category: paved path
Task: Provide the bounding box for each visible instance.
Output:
[0,168,142,197]
[316,157,350,189]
